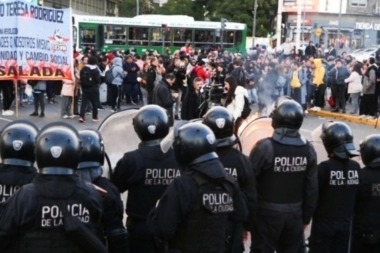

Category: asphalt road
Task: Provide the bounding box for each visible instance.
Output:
[1,97,378,252]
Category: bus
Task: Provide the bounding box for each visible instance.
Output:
[72,14,247,55]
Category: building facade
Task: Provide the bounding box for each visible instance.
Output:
[41,0,119,16]
[284,0,380,50]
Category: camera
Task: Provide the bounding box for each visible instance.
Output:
[200,84,224,110]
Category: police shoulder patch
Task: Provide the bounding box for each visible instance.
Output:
[51,146,62,158]
[12,140,23,151]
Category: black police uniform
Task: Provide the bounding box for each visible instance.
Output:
[0,174,104,253]
[78,130,128,253]
[112,145,179,252]
[147,158,248,253]
[352,163,380,253]
[309,157,359,253]
[0,164,37,209]
[249,129,317,253]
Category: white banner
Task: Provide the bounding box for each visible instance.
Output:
[0,0,73,80]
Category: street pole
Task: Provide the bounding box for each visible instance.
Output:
[295,0,302,49]
[136,0,139,16]
[337,0,343,49]
[301,0,306,43]
[276,0,283,45]
[252,0,258,48]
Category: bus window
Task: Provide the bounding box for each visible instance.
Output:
[80,28,96,47]
[129,27,149,46]
[235,31,242,45]
[104,25,127,45]
[215,30,234,48]
[150,27,171,46]
[73,26,77,47]
[172,28,192,47]
[194,30,214,48]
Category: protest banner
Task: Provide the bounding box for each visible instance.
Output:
[0,0,73,80]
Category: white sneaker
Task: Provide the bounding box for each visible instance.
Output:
[359,115,366,118]
[62,115,69,119]
[314,107,321,111]
[304,110,309,114]
[366,116,374,119]
[2,110,13,116]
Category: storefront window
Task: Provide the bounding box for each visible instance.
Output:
[80,28,96,47]
[128,27,149,46]
[104,25,127,45]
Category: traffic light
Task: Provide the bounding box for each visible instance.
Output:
[221,18,227,30]
[161,24,167,34]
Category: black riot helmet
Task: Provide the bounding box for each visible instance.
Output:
[78,130,105,168]
[0,120,39,167]
[271,98,304,130]
[320,121,359,159]
[202,106,236,147]
[133,105,170,144]
[360,134,380,166]
[35,122,82,175]
[173,123,218,166]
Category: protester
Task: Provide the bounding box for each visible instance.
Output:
[30,80,46,118]
[181,77,202,120]
[345,63,363,115]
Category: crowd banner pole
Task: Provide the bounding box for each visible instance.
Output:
[14,80,18,118]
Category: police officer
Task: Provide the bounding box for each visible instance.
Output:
[352,134,380,253]
[111,105,179,253]
[0,120,38,208]
[249,98,318,253]
[78,129,128,253]
[0,122,105,253]
[203,106,257,253]
[309,121,360,253]
[147,122,248,252]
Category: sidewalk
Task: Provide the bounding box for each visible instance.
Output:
[307,109,380,127]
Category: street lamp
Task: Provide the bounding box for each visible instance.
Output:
[252,0,258,48]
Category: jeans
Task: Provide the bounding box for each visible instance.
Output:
[331,84,346,111]
[124,82,139,104]
[314,84,326,108]
[140,87,148,105]
[110,85,122,110]
[349,93,360,114]
[61,96,72,116]
[33,92,45,114]
[247,88,258,104]
[80,91,98,119]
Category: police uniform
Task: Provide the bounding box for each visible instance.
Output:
[147,123,248,253]
[203,106,257,253]
[0,123,105,253]
[352,134,380,253]
[249,99,318,253]
[309,121,360,253]
[0,120,39,209]
[111,105,180,253]
[77,130,128,253]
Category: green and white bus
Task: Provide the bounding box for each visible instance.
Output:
[72,14,247,55]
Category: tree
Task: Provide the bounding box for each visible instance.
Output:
[118,0,154,17]
[154,0,195,17]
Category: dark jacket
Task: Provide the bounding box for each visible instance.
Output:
[152,79,175,126]
[123,62,140,83]
[80,64,101,93]
[146,65,157,92]
[231,67,246,87]
[329,67,350,86]
[305,45,316,56]
[181,86,201,120]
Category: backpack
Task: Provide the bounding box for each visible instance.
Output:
[104,67,114,85]
[80,66,95,88]
[240,96,251,119]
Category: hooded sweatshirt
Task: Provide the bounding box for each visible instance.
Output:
[313,59,325,86]
[112,57,126,86]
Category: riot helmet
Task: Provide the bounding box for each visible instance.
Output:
[271,98,304,130]
[133,105,170,144]
[0,120,39,167]
[173,122,218,166]
[203,106,237,147]
[360,134,380,165]
[35,122,82,175]
[319,121,359,159]
[78,130,105,168]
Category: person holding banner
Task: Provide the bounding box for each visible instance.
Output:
[30,81,46,118]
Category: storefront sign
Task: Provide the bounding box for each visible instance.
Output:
[356,22,380,30]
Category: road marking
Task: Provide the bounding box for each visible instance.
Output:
[0,117,13,122]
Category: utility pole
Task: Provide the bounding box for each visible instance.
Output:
[295,0,302,49]
[252,0,258,48]
[136,0,139,16]
[337,0,343,49]
[276,0,283,45]
[301,0,306,43]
